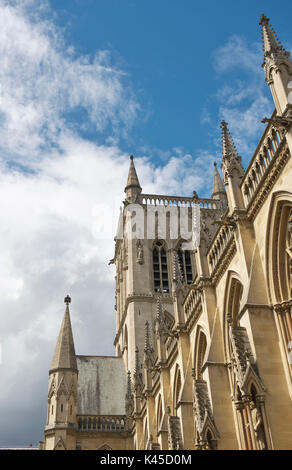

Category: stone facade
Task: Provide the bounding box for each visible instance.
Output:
[40,15,292,450]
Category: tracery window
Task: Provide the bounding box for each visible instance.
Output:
[153,241,169,293]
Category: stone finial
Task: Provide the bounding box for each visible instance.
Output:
[64,295,71,306]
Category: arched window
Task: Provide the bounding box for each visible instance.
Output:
[195,329,207,379]
[153,242,169,293]
[267,195,292,390]
[177,245,194,284]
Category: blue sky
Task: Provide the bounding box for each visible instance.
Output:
[0,0,291,447]
[46,0,291,166]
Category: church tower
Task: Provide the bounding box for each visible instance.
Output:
[113,155,200,374]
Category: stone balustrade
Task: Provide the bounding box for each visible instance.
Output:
[208,224,234,275]
[241,120,285,206]
[184,286,202,320]
[77,415,127,433]
[139,194,221,210]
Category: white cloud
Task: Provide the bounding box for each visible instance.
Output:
[0,0,138,161]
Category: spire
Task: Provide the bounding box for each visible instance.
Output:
[124,155,142,203]
[50,295,77,372]
[212,162,226,199]
[259,14,288,58]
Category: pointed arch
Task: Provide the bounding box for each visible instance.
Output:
[222,271,244,363]
[266,190,292,303]
[173,365,182,416]
[266,191,292,385]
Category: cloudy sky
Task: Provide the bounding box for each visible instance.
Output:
[0,0,291,447]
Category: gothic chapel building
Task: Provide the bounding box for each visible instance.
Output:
[40,15,292,450]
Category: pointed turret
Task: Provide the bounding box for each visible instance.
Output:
[124,155,142,203]
[220,121,244,211]
[259,15,292,114]
[50,295,77,372]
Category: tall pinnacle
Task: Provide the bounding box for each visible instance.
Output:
[144,321,151,354]
[259,14,287,57]
[50,295,77,372]
[220,120,244,183]
[221,120,239,161]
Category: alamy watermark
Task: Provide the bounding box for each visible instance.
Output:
[116,203,201,249]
